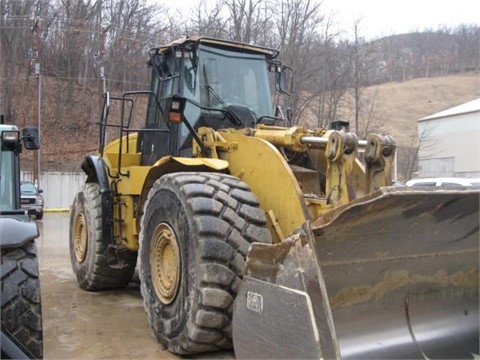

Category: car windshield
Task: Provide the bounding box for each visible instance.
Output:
[21,182,37,194]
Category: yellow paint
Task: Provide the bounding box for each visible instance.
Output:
[217,130,308,242]
[154,156,229,170]
[115,166,150,195]
[100,125,393,249]
[108,154,229,250]
[113,194,138,250]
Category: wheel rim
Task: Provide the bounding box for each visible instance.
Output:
[150,223,181,305]
[73,213,88,263]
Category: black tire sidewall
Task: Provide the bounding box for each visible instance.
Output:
[69,189,95,289]
[139,172,272,354]
[69,183,137,290]
[1,241,43,359]
[140,184,194,346]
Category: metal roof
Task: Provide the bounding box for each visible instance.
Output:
[419,98,480,121]
[152,36,279,59]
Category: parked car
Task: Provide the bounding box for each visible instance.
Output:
[20,181,44,219]
[405,177,480,187]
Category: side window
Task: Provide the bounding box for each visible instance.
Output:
[159,56,179,118]
[413,182,436,186]
[0,151,13,209]
[146,74,159,126]
[440,182,463,187]
[146,54,179,128]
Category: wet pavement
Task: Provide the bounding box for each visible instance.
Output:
[36,212,235,359]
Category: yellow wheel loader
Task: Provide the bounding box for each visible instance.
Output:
[69,36,479,359]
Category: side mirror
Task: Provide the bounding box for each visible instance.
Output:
[152,53,171,78]
[22,128,40,150]
[276,66,293,95]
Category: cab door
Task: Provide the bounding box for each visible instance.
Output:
[139,53,180,166]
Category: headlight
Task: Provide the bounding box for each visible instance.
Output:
[36,196,44,205]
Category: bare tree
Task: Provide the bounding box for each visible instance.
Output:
[397,121,436,181]
[221,0,273,44]
[356,88,388,139]
[182,0,228,39]
[272,0,324,123]
[0,0,39,121]
[104,0,166,91]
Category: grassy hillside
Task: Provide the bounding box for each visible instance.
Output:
[354,73,479,147]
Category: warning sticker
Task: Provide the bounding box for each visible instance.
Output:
[246,291,263,314]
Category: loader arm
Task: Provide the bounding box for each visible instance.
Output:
[194,125,395,243]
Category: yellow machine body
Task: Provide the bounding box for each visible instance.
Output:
[72,36,479,359]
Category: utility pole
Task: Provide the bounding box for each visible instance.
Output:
[32,17,42,188]
[96,0,107,110]
[353,22,360,136]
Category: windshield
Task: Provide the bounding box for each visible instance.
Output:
[0,148,14,210]
[21,182,37,194]
[175,44,275,153]
[197,45,273,116]
[181,45,274,122]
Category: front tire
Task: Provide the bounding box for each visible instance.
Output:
[1,241,43,359]
[139,172,271,354]
[69,182,137,290]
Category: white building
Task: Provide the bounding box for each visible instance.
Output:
[416,98,480,178]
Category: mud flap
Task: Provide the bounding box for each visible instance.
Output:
[233,187,479,359]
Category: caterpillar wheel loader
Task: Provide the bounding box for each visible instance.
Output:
[69,36,479,359]
[1,124,43,359]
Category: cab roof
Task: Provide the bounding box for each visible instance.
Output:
[151,36,279,60]
[0,124,17,134]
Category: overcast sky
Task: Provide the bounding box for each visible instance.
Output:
[163,0,479,40]
[323,0,480,39]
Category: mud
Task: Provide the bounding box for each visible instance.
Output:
[36,213,234,359]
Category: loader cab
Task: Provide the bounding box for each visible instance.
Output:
[0,125,39,213]
[0,129,18,211]
[139,37,282,165]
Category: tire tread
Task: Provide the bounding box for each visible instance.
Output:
[70,182,137,290]
[140,172,271,354]
[1,242,43,358]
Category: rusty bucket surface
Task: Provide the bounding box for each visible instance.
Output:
[233,188,479,359]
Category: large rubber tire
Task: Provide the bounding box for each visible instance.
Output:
[69,182,137,290]
[139,172,271,354]
[1,241,43,359]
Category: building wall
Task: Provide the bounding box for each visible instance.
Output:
[417,111,480,178]
[21,172,86,209]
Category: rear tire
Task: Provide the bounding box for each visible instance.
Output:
[69,182,137,290]
[139,172,271,354]
[1,241,43,359]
